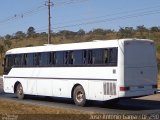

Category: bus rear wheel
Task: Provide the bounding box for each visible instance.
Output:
[16,83,24,99]
[73,85,86,106]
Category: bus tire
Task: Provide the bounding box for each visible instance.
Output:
[16,83,24,99]
[73,85,86,106]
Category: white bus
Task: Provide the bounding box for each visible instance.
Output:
[3,39,157,106]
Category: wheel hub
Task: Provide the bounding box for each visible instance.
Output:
[76,91,83,102]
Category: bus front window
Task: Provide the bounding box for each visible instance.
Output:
[4,55,13,75]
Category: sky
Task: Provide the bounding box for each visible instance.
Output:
[0,0,160,36]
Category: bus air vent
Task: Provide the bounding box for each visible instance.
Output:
[103,82,116,95]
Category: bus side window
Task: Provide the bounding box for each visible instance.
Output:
[92,49,103,64]
[104,49,108,64]
[73,50,83,65]
[56,51,64,65]
[88,50,93,64]
[22,54,27,66]
[14,55,18,66]
[108,48,118,66]
[69,51,74,64]
[40,52,50,66]
[14,54,22,66]
[64,51,69,64]
[27,53,34,66]
[64,51,74,65]
[33,53,41,66]
[49,52,56,65]
[83,50,87,64]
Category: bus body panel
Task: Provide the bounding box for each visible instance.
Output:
[4,66,118,101]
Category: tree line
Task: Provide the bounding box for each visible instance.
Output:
[0,25,160,41]
[0,25,160,74]
[0,25,160,58]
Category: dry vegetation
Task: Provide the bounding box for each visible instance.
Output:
[0,99,92,120]
[0,100,81,114]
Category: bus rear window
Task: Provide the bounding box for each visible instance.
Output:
[124,41,156,67]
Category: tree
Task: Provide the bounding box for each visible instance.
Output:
[118,27,135,38]
[136,25,149,38]
[92,28,107,35]
[105,29,114,34]
[136,25,148,32]
[5,34,12,40]
[15,31,26,39]
[27,26,36,37]
[57,30,76,40]
[150,26,160,32]
[40,32,47,36]
[77,29,85,36]
[58,30,76,36]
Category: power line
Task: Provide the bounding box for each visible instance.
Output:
[0,5,46,25]
[0,0,88,26]
[52,9,160,30]
[35,7,160,33]
[54,0,89,6]
[54,5,160,26]
[0,0,89,35]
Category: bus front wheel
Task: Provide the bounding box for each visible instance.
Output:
[73,85,86,106]
[16,83,24,99]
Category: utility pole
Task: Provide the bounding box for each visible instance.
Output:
[45,0,53,44]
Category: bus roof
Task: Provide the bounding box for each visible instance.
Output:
[6,39,153,55]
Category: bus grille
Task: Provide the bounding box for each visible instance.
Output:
[103,82,116,95]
